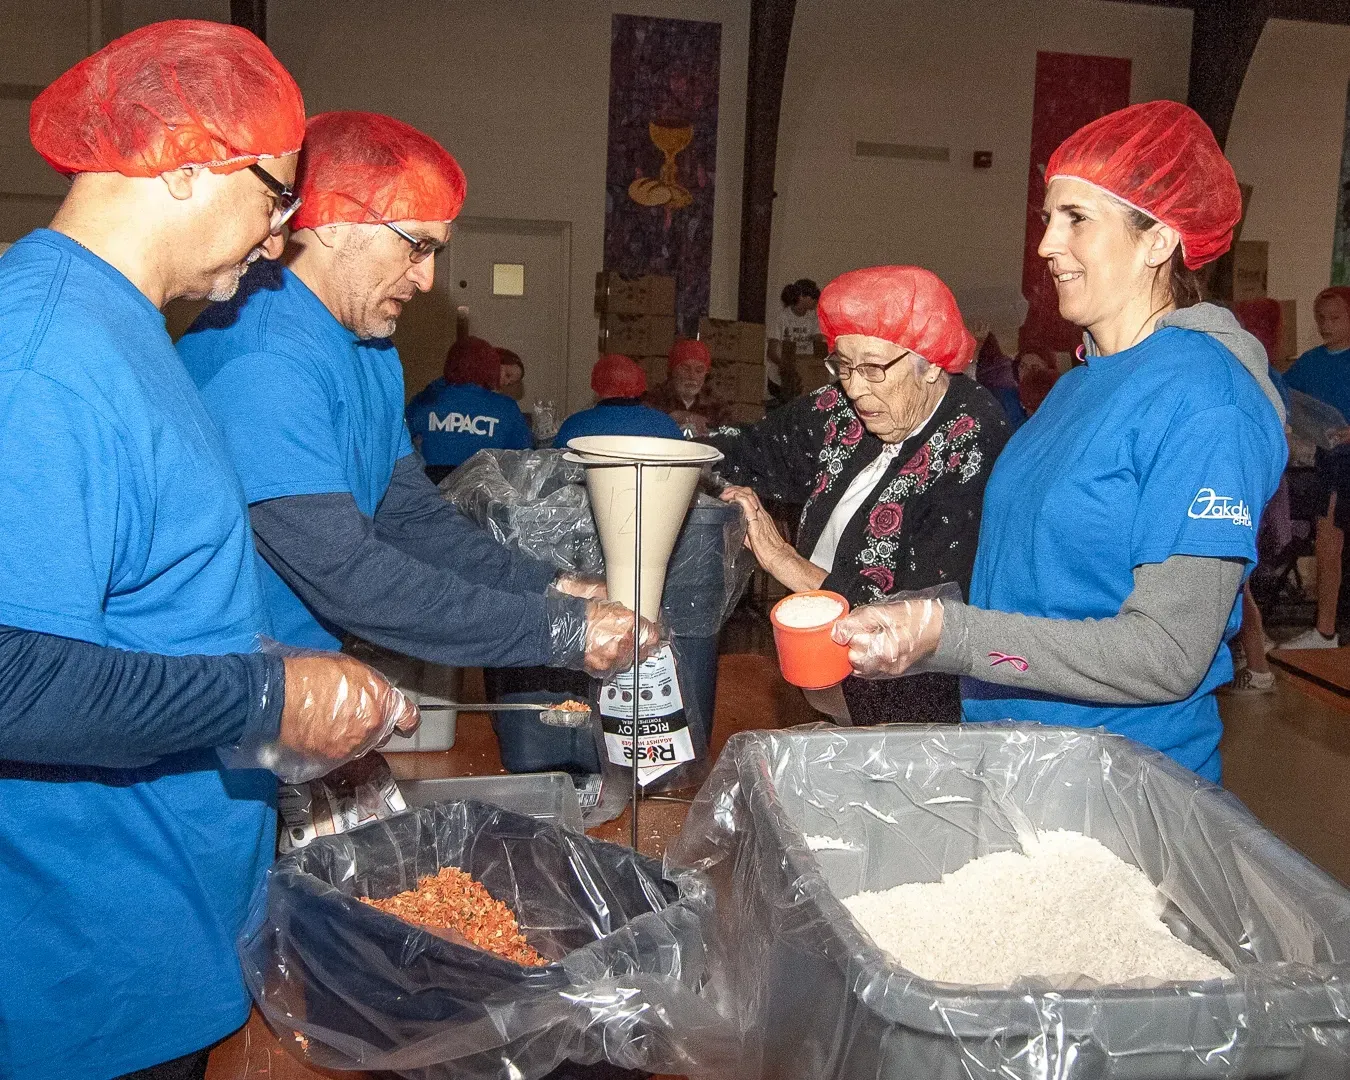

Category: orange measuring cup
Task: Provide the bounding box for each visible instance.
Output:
[770,590,853,689]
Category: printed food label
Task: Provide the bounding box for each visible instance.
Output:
[600,644,696,786]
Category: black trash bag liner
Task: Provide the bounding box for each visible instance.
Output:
[239,800,736,1079]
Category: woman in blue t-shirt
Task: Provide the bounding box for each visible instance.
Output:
[832,101,1287,783]
[407,335,533,482]
[554,353,684,446]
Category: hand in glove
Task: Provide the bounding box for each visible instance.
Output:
[581,599,661,679]
[270,654,420,781]
[551,573,609,601]
[831,597,945,679]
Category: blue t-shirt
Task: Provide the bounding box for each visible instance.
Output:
[962,327,1286,781]
[179,262,413,650]
[554,398,685,446]
[0,231,274,1079]
[1283,344,1350,420]
[406,380,533,466]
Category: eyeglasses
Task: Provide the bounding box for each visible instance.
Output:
[824,350,912,383]
[248,163,302,236]
[384,221,447,263]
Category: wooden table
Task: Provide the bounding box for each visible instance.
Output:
[206,653,807,1080]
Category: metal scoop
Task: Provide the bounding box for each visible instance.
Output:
[416,701,594,728]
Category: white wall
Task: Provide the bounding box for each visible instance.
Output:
[268,0,748,411]
[7,2,1350,374]
[768,0,1192,338]
[1226,18,1350,357]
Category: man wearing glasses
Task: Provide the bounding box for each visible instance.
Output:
[181,111,653,684]
[0,26,422,1080]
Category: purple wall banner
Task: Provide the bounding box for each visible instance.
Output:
[604,14,721,336]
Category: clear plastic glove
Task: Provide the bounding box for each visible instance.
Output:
[551,572,608,601]
[546,593,660,679]
[831,584,962,679]
[582,599,661,679]
[223,652,420,783]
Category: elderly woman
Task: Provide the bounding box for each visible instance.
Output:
[710,265,1009,724]
[834,102,1287,782]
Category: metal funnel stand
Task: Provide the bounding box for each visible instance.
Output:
[564,436,722,848]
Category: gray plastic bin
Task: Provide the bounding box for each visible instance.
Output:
[399,772,585,833]
[669,725,1350,1080]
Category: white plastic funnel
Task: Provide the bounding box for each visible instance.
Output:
[565,436,721,620]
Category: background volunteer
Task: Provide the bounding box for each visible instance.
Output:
[0,24,414,1080]
[834,101,1286,783]
[180,111,653,677]
[643,338,725,436]
[554,352,685,445]
[408,335,533,482]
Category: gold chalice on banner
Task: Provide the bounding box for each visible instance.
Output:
[629,118,694,210]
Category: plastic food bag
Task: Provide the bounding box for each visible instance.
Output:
[241,799,739,1078]
[276,754,407,855]
[1288,389,1348,465]
[668,724,1350,1080]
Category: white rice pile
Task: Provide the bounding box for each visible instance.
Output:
[842,830,1231,987]
[777,594,844,628]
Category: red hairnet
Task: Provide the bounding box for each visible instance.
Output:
[817,266,975,373]
[592,354,647,399]
[1046,100,1241,270]
[444,336,500,391]
[1315,287,1350,316]
[30,20,303,178]
[1233,298,1283,362]
[668,339,712,375]
[291,111,466,230]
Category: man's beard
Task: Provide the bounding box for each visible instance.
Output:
[207,249,262,303]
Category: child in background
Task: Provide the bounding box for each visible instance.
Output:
[1278,287,1350,649]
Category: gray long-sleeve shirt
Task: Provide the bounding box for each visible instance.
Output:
[249,453,586,669]
[930,554,1245,704]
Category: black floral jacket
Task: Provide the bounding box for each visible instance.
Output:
[711,374,1009,723]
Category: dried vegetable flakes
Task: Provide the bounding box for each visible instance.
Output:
[360,866,548,967]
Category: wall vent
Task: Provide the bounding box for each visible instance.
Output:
[855,141,950,163]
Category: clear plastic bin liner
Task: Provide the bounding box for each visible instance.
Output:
[441,449,752,635]
[441,449,603,575]
[667,724,1350,1080]
[240,799,737,1079]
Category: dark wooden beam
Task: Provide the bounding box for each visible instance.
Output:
[737,0,796,324]
[230,0,266,43]
[1187,0,1273,149]
[1103,0,1350,24]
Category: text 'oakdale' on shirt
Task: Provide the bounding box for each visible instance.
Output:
[406,379,534,467]
[963,325,1286,781]
[0,230,273,1080]
[179,261,414,650]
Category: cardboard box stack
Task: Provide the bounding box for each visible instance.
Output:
[595,272,678,388]
[698,316,766,425]
[795,340,833,395]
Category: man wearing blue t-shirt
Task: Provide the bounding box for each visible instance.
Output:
[1279,287,1350,649]
[407,335,534,482]
[181,112,652,678]
[0,26,416,1080]
[554,352,685,446]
